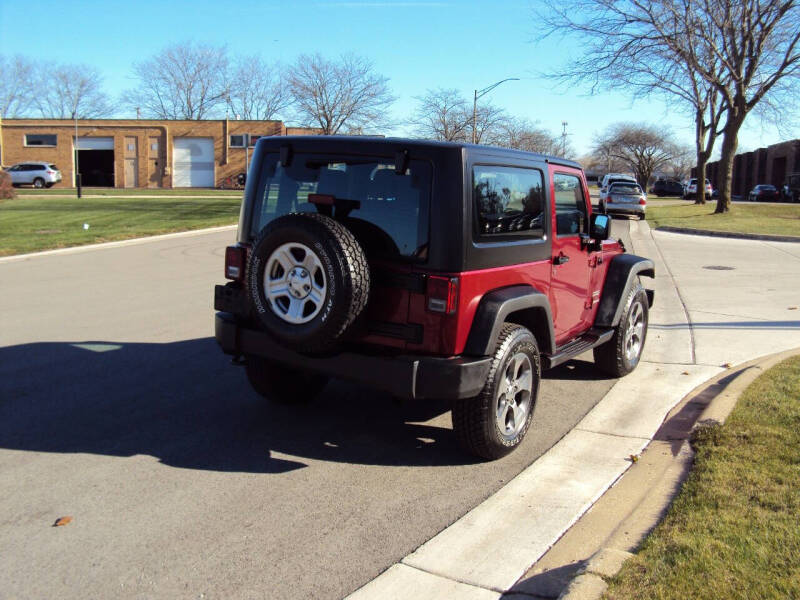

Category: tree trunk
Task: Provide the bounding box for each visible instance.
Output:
[715,126,740,213]
[694,108,707,204]
[695,158,708,205]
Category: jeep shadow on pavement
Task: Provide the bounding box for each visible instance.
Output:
[215,137,655,460]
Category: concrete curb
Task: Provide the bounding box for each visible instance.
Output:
[655,225,800,243]
[554,346,800,600]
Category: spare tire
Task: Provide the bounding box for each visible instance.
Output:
[247,212,369,354]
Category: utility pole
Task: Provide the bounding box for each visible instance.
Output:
[561,121,569,157]
[74,113,81,198]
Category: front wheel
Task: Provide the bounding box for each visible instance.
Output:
[594,283,649,377]
[452,323,540,460]
[244,355,329,404]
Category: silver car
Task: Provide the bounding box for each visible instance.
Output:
[5,161,62,188]
[600,181,647,219]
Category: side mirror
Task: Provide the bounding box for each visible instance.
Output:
[590,213,610,241]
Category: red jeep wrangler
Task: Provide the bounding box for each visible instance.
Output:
[215,137,654,459]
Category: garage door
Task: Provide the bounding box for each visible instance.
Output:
[74,136,114,150]
[173,138,215,187]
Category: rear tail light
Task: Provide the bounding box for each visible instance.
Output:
[426,275,459,314]
[225,245,247,281]
[607,198,613,203]
[639,197,647,205]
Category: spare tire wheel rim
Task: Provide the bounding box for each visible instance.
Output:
[496,352,533,440]
[264,242,327,324]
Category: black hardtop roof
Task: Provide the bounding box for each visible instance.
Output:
[257,135,582,170]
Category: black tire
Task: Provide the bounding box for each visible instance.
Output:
[45,182,54,188]
[245,355,328,404]
[247,212,369,354]
[593,282,649,377]
[599,201,606,213]
[639,213,646,220]
[33,178,45,188]
[452,323,541,460]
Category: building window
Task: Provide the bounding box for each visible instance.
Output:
[25,134,57,147]
[249,135,261,147]
[229,135,246,148]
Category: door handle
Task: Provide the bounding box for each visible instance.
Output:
[553,253,570,265]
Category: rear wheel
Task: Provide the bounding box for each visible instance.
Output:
[244,355,329,404]
[594,282,648,376]
[452,323,540,460]
[33,178,45,188]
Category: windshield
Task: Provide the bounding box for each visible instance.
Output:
[250,153,431,260]
[610,183,642,195]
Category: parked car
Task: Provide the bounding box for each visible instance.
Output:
[748,184,781,202]
[683,178,712,199]
[652,179,684,197]
[786,173,800,203]
[598,173,637,204]
[599,181,647,219]
[4,162,62,188]
[214,136,654,460]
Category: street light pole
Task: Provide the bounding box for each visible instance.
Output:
[472,78,519,144]
[74,113,81,198]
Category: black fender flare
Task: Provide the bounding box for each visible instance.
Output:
[464,285,556,356]
[594,254,655,327]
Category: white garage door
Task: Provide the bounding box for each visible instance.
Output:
[173,137,215,187]
[74,136,114,150]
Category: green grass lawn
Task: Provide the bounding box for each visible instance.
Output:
[15,187,242,197]
[605,356,800,600]
[0,193,242,255]
[647,201,800,238]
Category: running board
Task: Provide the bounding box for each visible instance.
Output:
[542,328,615,369]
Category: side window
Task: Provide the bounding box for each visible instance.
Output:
[474,165,545,237]
[554,173,587,236]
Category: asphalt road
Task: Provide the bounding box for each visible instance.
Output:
[0,222,630,599]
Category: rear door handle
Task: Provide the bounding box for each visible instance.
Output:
[553,253,570,265]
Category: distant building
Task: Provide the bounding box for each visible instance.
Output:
[699,139,800,196]
[0,118,320,189]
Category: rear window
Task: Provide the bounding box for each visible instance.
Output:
[609,183,642,194]
[250,153,431,260]
[48,164,58,170]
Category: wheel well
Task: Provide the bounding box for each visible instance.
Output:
[505,307,553,355]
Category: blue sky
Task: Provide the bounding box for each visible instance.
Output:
[1,0,794,157]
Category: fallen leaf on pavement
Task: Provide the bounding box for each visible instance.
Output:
[53,516,73,527]
[682,371,690,375]
[722,362,732,368]
[788,307,798,310]
[629,454,639,463]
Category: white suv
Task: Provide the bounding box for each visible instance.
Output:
[683,178,712,199]
[5,162,62,188]
[599,173,637,203]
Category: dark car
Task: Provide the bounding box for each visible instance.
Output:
[748,184,781,202]
[214,137,654,459]
[652,179,684,197]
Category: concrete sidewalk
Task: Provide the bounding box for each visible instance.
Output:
[347,222,800,600]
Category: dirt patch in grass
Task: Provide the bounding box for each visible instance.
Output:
[605,356,800,600]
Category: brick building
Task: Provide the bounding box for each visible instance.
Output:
[0,118,321,189]
[700,139,800,197]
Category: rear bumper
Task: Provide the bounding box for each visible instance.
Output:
[215,312,492,400]
[607,204,645,215]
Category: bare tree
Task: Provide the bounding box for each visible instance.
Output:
[227,55,291,120]
[125,41,230,119]
[595,123,677,188]
[471,102,508,144]
[409,88,470,141]
[539,0,800,211]
[489,117,561,154]
[0,55,36,118]
[287,53,395,135]
[34,63,115,119]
